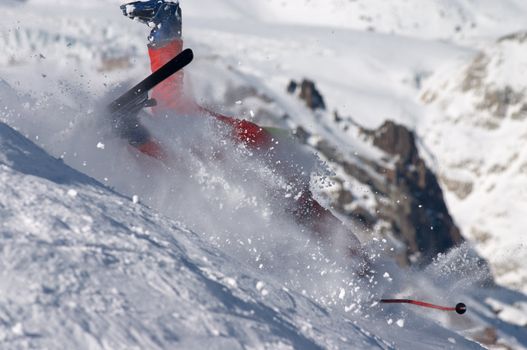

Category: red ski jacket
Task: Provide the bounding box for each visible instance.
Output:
[137,39,272,158]
[135,39,353,246]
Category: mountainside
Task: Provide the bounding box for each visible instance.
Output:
[421,31,527,293]
[188,0,527,42]
[1,0,527,348]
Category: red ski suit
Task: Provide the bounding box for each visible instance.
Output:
[137,39,356,246]
[137,39,271,158]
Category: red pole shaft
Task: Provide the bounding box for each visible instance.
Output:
[380,299,456,311]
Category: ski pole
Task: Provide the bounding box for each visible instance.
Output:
[380,299,466,315]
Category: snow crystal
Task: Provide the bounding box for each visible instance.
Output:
[300,321,313,332]
[224,277,237,287]
[338,288,345,300]
[11,323,23,336]
[256,281,269,296]
[396,319,405,328]
[448,337,456,344]
[67,189,77,197]
[96,142,105,150]
[344,304,355,312]
[124,4,135,15]
[132,195,139,204]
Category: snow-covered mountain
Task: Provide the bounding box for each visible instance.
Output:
[185,0,527,43]
[1,0,527,348]
[421,31,527,293]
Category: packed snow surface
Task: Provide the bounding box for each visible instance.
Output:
[0,121,494,349]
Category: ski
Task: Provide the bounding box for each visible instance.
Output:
[108,48,194,115]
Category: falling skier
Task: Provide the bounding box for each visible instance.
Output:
[116,0,365,263]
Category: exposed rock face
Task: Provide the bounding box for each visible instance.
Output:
[222,77,465,266]
[370,121,464,263]
[287,79,326,110]
[306,120,464,265]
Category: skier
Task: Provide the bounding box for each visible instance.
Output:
[118,0,365,262]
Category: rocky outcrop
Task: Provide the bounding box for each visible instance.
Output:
[304,120,463,265]
[221,76,466,266]
[287,79,326,110]
[369,121,464,264]
[423,31,527,129]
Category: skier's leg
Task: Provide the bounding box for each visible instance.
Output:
[213,113,274,150]
[110,104,166,160]
[122,0,188,114]
[287,188,367,268]
[291,190,353,239]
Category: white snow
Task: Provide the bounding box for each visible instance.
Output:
[0,0,526,349]
[421,33,527,294]
[0,120,488,349]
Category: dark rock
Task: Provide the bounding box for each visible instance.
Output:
[372,120,418,164]
[349,205,376,229]
[287,80,297,94]
[307,118,464,265]
[299,79,326,110]
[293,126,310,144]
[498,31,527,44]
[333,110,342,123]
[370,121,464,264]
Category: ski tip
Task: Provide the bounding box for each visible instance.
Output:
[455,302,467,315]
[182,48,194,62]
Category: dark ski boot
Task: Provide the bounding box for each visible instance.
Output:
[121,0,182,46]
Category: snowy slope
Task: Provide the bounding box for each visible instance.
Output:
[421,32,527,293]
[184,0,527,43]
[0,121,494,349]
